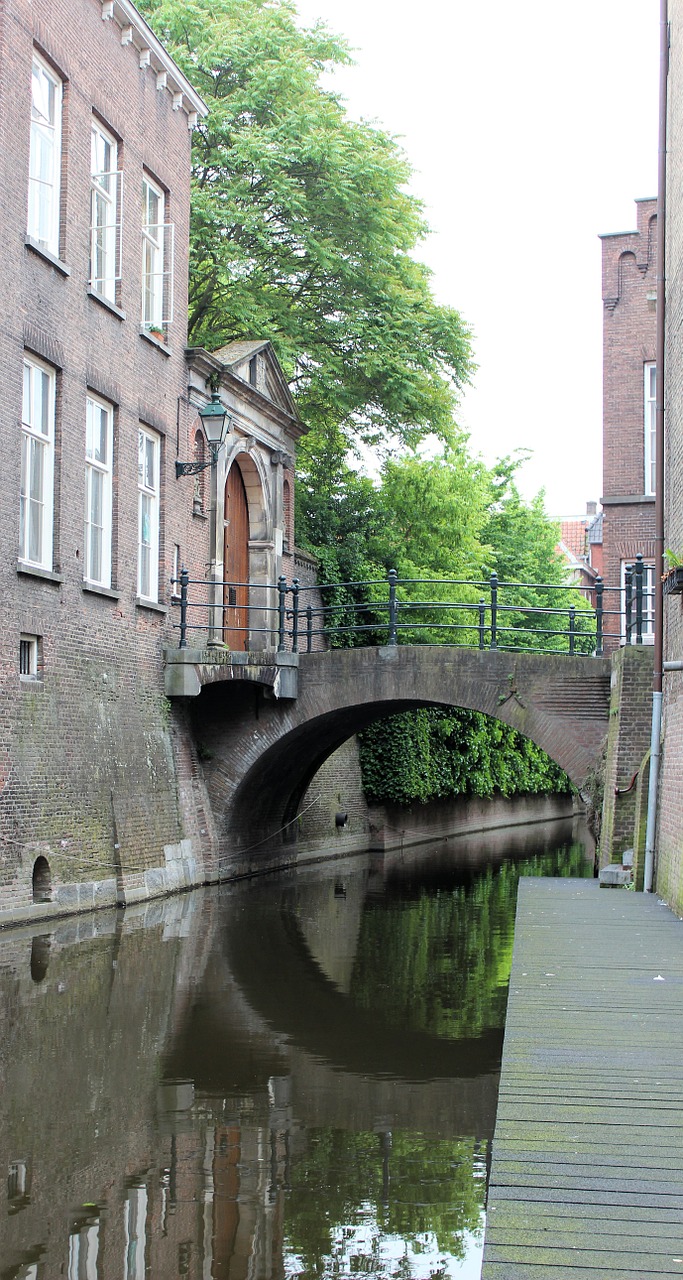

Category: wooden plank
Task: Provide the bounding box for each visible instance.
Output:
[481,879,683,1278]
[483,1269,683,1279]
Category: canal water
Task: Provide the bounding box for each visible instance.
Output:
[0,817,592,1280]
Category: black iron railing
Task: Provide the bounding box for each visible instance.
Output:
[171,555,654,657]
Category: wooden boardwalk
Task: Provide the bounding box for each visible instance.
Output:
[481,878,683,1278]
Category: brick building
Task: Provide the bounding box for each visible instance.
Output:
[600,198,658,649]
[0,0,305,924]
[556,502,602,598]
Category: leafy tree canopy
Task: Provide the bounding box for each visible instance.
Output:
[139,0,473,450]
[482,453,565,583]
[297,442,564,591]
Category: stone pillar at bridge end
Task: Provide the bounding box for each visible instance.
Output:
[600,646,654,871]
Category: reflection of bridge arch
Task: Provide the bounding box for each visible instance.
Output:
[164,876,502,1139]
[191,646,610,863]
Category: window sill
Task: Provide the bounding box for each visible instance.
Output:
[83,581,120,600]
[601,494,656,506]
[192,508,208,520]
[87,288,126,321]
[20,676,44,688]
[136,596,168,614]
[140,328,171,355]
[25,236,70,277]
[17,561,63,584]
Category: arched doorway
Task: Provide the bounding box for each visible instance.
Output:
[32,855,52,903]
[223,463,250,650]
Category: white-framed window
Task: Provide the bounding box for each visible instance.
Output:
[138,427,160,601]
[124,1184,147,1280]
[7,1160,29,1200]
[21,354,55,569]
[85,394,113,587]
[171,543,181,597]
[141,175,173,330]
[621,559,655,645]
[644,362,656,496]
[68,1218,100,1280]
[90,119,122,301]
[28,52,62,256]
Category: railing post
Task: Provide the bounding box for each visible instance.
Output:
[291,578,300,653]
[277,575,287,652]
[489,572,498,649]
[624,563,633,645]
[568,604,576,655]
[178,566,189,649]
[634,553,644,645]
[388,569,398,646]
[595,576,604,657]
[478,597,486,650]
[306,604,313,653]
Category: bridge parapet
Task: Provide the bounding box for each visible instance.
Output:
[169,564,652,656]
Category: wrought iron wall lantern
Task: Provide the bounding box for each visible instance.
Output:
[175,391,232,478]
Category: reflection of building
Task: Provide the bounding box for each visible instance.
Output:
[600,199,657,650]
[0,0,308,924]
[0,893,292,1280]
[0,859,498,1278]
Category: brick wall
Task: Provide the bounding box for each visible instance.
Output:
[599,645,654,867]
[0,0,317,926]
[600,199,657,651]
[297,737,370,849]
[0,0,211,916]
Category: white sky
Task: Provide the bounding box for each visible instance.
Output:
[294,0,660,518]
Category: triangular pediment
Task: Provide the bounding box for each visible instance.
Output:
[213,340,300,422]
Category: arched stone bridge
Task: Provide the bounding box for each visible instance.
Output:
[182,644,612,872]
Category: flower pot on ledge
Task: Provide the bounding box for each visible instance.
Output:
[663,566,683,596]
[146,325,166,344]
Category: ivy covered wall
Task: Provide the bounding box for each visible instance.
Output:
[358,708,572,808]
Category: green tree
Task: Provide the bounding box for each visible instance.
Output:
[139,0,580,799]
[480,455,594,654]
[381,443,491,579]
[482,454,564,583]
[138,0,472,451]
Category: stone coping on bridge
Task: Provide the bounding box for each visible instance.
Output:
[164,646,299,698]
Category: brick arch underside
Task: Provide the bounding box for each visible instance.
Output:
[193,647,611,862]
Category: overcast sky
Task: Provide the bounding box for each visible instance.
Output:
[294,0,660,518]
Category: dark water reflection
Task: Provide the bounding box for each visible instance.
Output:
[0,817,592,1280]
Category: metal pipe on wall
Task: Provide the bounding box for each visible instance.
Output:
[644,0,669,893]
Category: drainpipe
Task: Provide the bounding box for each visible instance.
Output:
[644,0,668,893]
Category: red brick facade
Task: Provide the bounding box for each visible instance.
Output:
[0,0,304,924]
[600,199,658,649]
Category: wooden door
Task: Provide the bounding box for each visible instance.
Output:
[223,464,250,650]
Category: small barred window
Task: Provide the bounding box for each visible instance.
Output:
[20,635,39,678]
